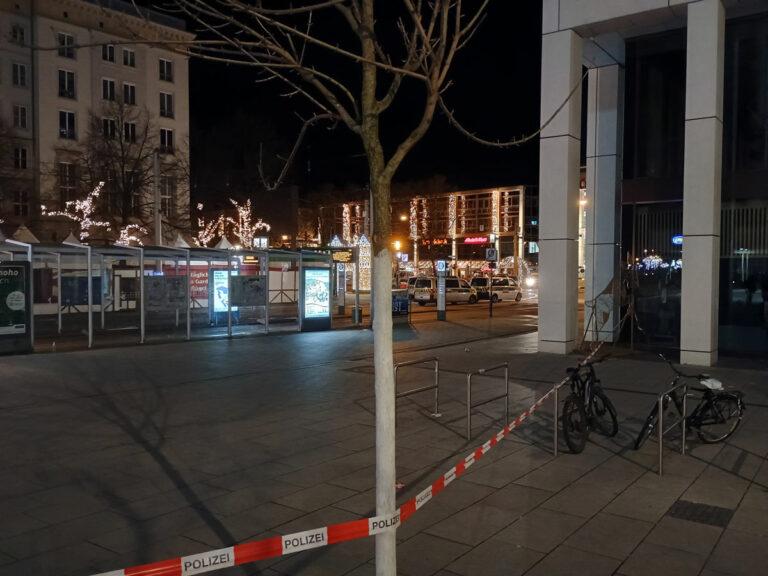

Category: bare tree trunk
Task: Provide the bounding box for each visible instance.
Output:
[371,171,396,576]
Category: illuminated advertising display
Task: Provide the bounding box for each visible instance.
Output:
[304,268,330,319]
[301,267,332,331]
[0,262,31,353]
[211,269,238,313]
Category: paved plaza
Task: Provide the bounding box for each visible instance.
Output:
[0,321,766,576]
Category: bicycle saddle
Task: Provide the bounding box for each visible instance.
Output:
[699,377,724,391]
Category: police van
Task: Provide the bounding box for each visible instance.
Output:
[469,276,523,303]
[413,277,478,305]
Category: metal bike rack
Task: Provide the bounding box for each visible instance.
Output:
[394,357,441,418]
[656,381,688,476]
[466,362,509,439]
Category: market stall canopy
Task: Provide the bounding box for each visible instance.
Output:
[215,236,233,250]
[13,225,39,244]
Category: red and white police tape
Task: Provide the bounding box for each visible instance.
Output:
[91,346,604,576]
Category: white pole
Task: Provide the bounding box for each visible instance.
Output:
[227,254,232,337]
[87,246,93,348]
[28,244,34,348]
[186,250,191,340]
[57,252,62,334]
[175,258,180,328]
[264,251,270,334]
[298,252,303,332]
[100,254,106,329]
[139,249,145,343]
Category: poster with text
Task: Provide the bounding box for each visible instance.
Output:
[0,265,26,335]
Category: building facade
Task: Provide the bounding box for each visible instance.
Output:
[540,0,768,365]
[0,0,193,243]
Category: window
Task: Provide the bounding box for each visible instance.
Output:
[57,32,75,59]
[59,110,76,139]
[102,78,115,101]
[122,48,135,67]
[13,189,29,217]
[11,25,25,45]
[159,58,173,82]
[122,82,136,105]
[13,147,27,169]
[58,69,75,98]
[12,62,27,87]
[13,104,27,129]
[445,278,459,289]
[102,44,115,62]
[58,162,77,203]
[160,175,175,216]
[159,92,174,118]
[159,128,174,152]
[124,121,136,143]
[102,118,116,140]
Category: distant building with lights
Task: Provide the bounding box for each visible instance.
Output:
[299,185,538,279]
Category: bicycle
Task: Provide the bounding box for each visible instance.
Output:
[561,357,619,453]
[634,356,745,450]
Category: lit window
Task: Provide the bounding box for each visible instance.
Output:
[160,175,175,216]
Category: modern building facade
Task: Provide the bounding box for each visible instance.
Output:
[0,0,193,243]
[539,0,768,365]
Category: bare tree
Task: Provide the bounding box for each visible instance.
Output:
[165,3,489,571]
[44,100,190,243]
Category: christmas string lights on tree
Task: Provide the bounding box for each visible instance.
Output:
[115,224,148,246]
[492,189,500,237]
[194,203,223,248]
[409,198,419,240]
[41,182,111,241]
[342,203,352,244]
[358,234,371,291]
[448,194,457,239]
[225,198,271,249]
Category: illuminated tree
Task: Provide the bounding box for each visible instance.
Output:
[115,224,148,246]
[41,182,112,241]
[224,198,271,249]
[193,203,223,248]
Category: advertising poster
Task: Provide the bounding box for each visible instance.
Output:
[230,275,266,307]
[0,264,27,335]
[303,268,331,319]
[61,277,102,306]
[210,269,238,313]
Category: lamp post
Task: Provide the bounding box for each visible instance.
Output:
[488,233,496,318]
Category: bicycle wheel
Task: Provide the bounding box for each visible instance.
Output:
[590,388,619,437]
[634,403,659,450]
[696,392,744,444]
[562,394,589,453]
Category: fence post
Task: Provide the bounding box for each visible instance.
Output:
[658,395,664,476]
[433,359,441,417]
[466,372,472,440]
[553,386,559,457]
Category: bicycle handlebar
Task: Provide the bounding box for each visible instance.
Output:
[658,354,707,380]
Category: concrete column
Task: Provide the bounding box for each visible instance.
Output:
[538,29,582,354]
[585,62,624,342]
[681,0,724,366]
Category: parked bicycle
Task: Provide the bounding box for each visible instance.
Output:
[561,357,619,453]
[634,356,745,450]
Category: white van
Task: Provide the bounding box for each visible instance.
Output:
[413,277,478,305]
[470,276,523,303]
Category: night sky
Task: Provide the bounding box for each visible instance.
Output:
[183,1,543,199]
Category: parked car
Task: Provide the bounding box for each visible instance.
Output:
[413,276,478,305]
[470,276,523,303]
[406,277,419,299]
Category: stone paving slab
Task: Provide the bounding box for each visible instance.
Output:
[0,327,767,576]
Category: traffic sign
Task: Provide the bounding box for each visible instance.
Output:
[436,260,447,273]
[486,248,498,261]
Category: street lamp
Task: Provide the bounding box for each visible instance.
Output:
[489,232,497,243]
[393,240,402,251]
[399,214,407,221]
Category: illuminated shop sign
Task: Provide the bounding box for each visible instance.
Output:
[464,236,488,245]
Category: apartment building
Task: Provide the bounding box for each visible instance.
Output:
[0,0,193,242]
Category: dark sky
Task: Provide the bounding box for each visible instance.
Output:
[184,1,543,196]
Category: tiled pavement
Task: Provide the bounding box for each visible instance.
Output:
[0,325,767,576]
